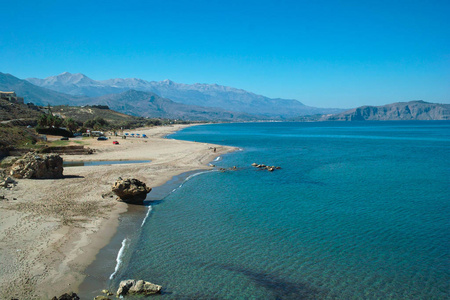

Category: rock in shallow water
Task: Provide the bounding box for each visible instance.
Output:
[51,292,80,300]
[94,296,111,300]
[117,279,162,296]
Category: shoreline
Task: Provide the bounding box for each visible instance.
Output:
[0,123,235,299]
[77,169,206,299]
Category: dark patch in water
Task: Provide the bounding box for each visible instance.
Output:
[217,264,322,300]
[302,180,326,186]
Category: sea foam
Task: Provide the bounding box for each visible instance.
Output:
[110,238,128,280]
[141,206,153,227]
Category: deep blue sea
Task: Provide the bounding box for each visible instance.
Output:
[110,121,450,299]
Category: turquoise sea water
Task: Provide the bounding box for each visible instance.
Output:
[110,121,450,299]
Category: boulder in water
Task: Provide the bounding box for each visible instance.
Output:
[117,279,162,296]
[50,292,80,300]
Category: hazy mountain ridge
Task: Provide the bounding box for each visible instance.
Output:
[0,72,80,106]
[323,101,450,121]
[5,72,448,121]
[89,90,259,121]
[1,73,257,121]
[26,72,343,118]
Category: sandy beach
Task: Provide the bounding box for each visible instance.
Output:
[0,124,235,299]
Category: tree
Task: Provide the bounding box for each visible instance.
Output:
[64,118,77,132]
[52,115,64,128]
[37,106,64,128]
[37,114,49,127]
[84,117,109,130]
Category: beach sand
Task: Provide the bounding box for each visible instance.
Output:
[0,124,234,299]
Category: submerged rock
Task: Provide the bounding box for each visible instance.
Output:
[94,296,111,300]
[251,163,281,172]
[112,178,152,204]
[9,152,63,179]
[117,279,162,296]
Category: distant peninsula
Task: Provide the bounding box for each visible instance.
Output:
[322,101,450,121]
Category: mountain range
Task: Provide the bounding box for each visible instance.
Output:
[1,71,448,121]
[27,72,343,118]
[0,73,254,121]
[0,72,77,105]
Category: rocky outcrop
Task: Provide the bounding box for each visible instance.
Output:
[252,163,281,172]
[117,279,162,296]
[218,166,239,172]
[9,152,63,179]
[112,177,152,204]
[51,292,80,300]
[94,289,114,299]
[323,101,450,121]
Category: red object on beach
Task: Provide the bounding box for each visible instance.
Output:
[113,141,119,145]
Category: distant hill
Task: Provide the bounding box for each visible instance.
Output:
[50,104,138,124]
[323,101,450,121]
[87,90,259,121]
[0,72,79,106]
[27,72,343,118]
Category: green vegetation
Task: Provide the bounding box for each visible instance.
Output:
[0,124,40,148]
[0,100,194,157]
[50,140,70,146]
[51,105,193,132]
[0,99,42,122]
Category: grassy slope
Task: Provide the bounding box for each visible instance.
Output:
[0,125,39,148]
[51,105,138,123]
[0,99,42,121]
[0,99,43,149]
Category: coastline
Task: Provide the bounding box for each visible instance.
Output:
[77,169,207,299]
[0,123,235,299]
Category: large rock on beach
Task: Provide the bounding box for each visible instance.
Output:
[112,178,152,204]
[9,152,63,179]
[117,279,162,296]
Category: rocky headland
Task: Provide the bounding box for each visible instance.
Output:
[323,100,450,121]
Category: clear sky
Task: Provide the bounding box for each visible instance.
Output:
[1,0,449,108]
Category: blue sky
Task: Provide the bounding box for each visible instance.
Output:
[1,0,449,108]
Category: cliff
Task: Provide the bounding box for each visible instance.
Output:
[323,101,450,121]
